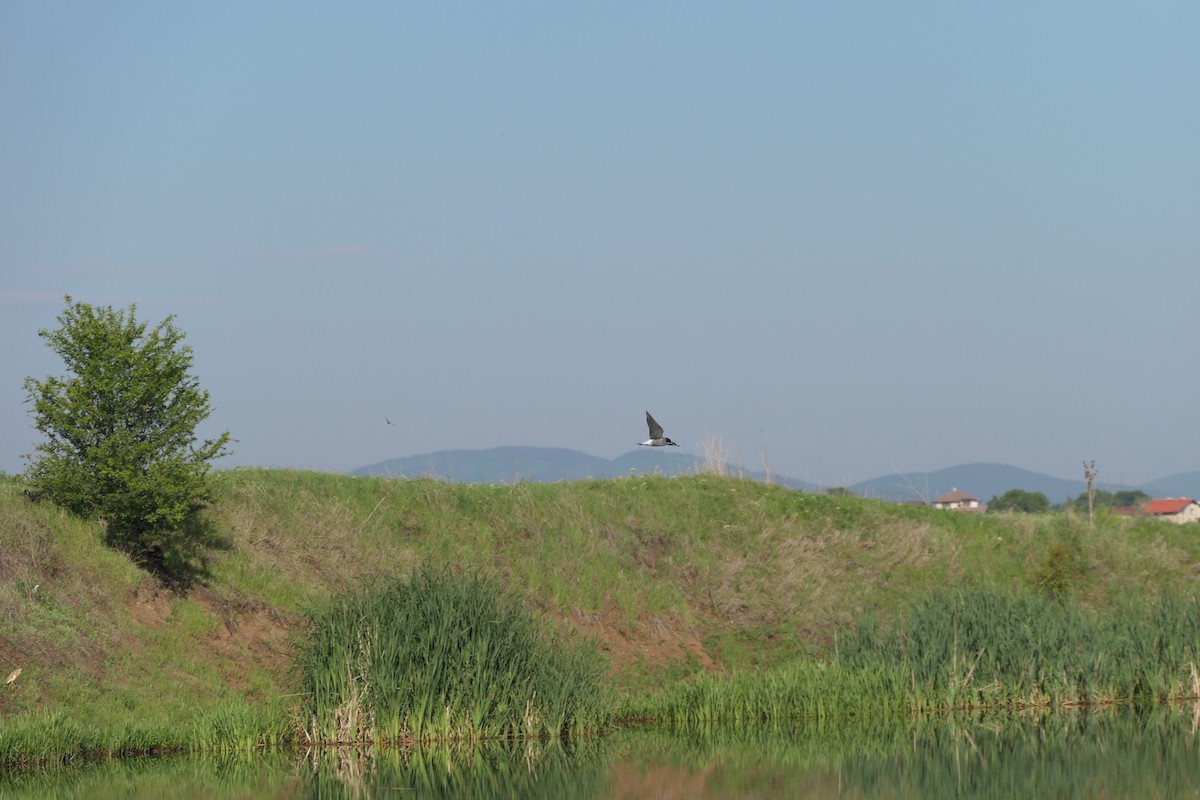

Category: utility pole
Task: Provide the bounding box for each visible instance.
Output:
[1083,460,1098,527]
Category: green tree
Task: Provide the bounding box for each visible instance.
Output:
[1067,489,1115,512]
[1063,489,1151,513]
[23,296,233,581]
[987,488,1050,513]
[1112,490,1151,507]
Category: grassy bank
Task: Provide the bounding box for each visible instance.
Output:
[4,469,1200,763]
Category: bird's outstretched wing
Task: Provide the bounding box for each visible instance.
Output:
[645,411,664,440]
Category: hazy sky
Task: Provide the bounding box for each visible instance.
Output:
[2,3,1197,487]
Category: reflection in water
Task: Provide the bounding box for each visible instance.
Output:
[0,751,304,800]
[5,705,1200,799]
[299,738,608,799]
[611,705,1200,799]
[0,739,609,800]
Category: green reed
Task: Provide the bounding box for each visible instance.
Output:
[835,586,1200,708]
[292,566,612,745]
[628,587,1200,727]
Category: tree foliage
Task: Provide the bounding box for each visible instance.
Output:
[1065,489,1151,512]
[23,297,232,581]
[987,489,1051,513]
[1112,489,1152,507]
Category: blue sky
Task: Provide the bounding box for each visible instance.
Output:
[2,2,1197,487]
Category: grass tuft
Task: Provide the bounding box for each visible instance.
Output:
[292,566,612,744]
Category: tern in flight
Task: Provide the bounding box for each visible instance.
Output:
[638,411,679,447]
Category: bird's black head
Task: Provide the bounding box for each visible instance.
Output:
[665,438,679,446]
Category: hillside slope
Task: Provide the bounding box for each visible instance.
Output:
[3,470,1200,729]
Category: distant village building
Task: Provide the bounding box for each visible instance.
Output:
[1142,498,1200,524]
[932,488,983,511]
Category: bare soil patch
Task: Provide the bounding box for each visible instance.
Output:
[565,600,717,675]
[126,582,296,694]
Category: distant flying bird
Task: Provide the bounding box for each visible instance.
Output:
[385,417,397,427]
[639,411,679,447]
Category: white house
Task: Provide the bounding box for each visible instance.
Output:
[932,487,982,511]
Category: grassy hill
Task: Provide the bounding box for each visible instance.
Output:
[4,469,1200,743]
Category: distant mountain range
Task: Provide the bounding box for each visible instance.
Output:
[351,448,1200,505]
[353,446,817,490]
[850,463,1117,505]
[853,466,1200,504]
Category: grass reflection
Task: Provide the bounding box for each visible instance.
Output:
[613,704,1200,799]
[298,738,609,799]
[6,706,1200,799]
[0,750,302,800]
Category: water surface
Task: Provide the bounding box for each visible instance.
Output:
[5,706,1200,799]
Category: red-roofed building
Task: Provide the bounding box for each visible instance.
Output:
[932,488,983,512]
[1142,498,1200,524]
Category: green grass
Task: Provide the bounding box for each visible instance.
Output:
[621,660,913,728]
[0,710,186,768]
[5,469,1200,763]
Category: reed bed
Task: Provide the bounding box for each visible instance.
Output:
[835,587,1200,708]
[292,567,612,745]
[630,587,1200,727]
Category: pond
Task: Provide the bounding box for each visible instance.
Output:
[5,705,1200,799]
